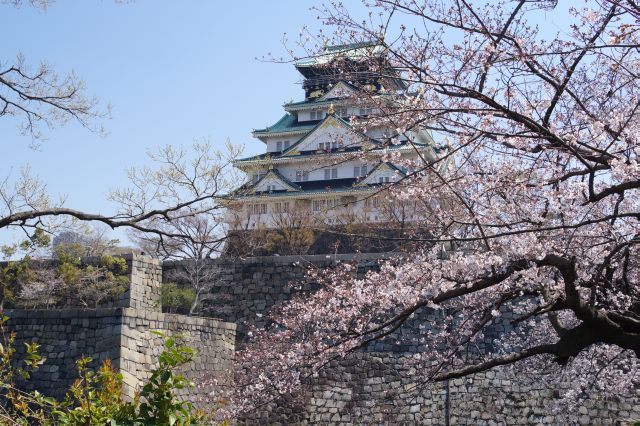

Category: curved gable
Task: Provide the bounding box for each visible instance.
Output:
[282,115,374,156]
[319,81,358,101]
[357,162,406,186]
[250,169,301,193]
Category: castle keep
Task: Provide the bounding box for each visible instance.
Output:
[224,43,442,232]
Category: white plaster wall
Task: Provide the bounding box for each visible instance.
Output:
[298,110,326,122]
[265,135,303,153]
[276,159,374,183]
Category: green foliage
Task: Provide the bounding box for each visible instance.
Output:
[51,358,133,425]
[57,260,81,286]
[1,229,51,262]
[0,313,49,424]
[0,316,217,425]
[0,258,33,308]
[100,254,128,275]
[161,282,196,314]
[53,243,84,267]
[0,244,17,260]
[14,253,130,310]
[260,227,315,255]
[136,332,204,425]
[20,229,51,253]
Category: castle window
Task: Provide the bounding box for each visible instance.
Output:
[274,202,289,213]
[354,165,368,177]
[312,198,338,212]
[310,110,325,120]
[359,107,373,116]
[295,170,309,182]
[284,140,290,149]
[379,176,390,183]
[324,167,338,180]
[276,141,282,151]
[250,203,267,215]
[320,142,339,151]
[365,196,381,208]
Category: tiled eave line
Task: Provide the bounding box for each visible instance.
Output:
[283,93,392,113]
[283,98,348,112]
[233,144,430,168]
[252,128,314,139]
[222,185,379,202]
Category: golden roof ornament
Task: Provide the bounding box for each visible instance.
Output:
[328,103,335,115]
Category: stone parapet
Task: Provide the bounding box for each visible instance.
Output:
[123,255,162,310]
[118,308,235,399]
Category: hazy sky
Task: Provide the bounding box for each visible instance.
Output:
[1,0,326,246]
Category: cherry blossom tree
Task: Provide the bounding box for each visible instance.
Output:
[0,143,239,259]
[123,140,242,260]
[229,0,640,417]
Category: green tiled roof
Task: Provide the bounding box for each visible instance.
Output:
[295,42,385,68]
[285,98,338,108]
[253,113,317,135]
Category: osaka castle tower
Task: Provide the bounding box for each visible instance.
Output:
[224,42,442,254]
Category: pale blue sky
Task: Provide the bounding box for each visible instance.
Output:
[1,0,326,246]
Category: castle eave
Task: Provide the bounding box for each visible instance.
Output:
[225,185,378,202]
[233,144,431,168]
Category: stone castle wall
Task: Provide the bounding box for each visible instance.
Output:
[5,254,235,402]
[121,255,163,310]
[165,254,639,425]
[163,253,388,344]
[118,308,235,399]
[6,308,123,398]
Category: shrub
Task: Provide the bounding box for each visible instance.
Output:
[161,282,196,314]
[12,254,129,310]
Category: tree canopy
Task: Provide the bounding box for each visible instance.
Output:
[232,0,640,416]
